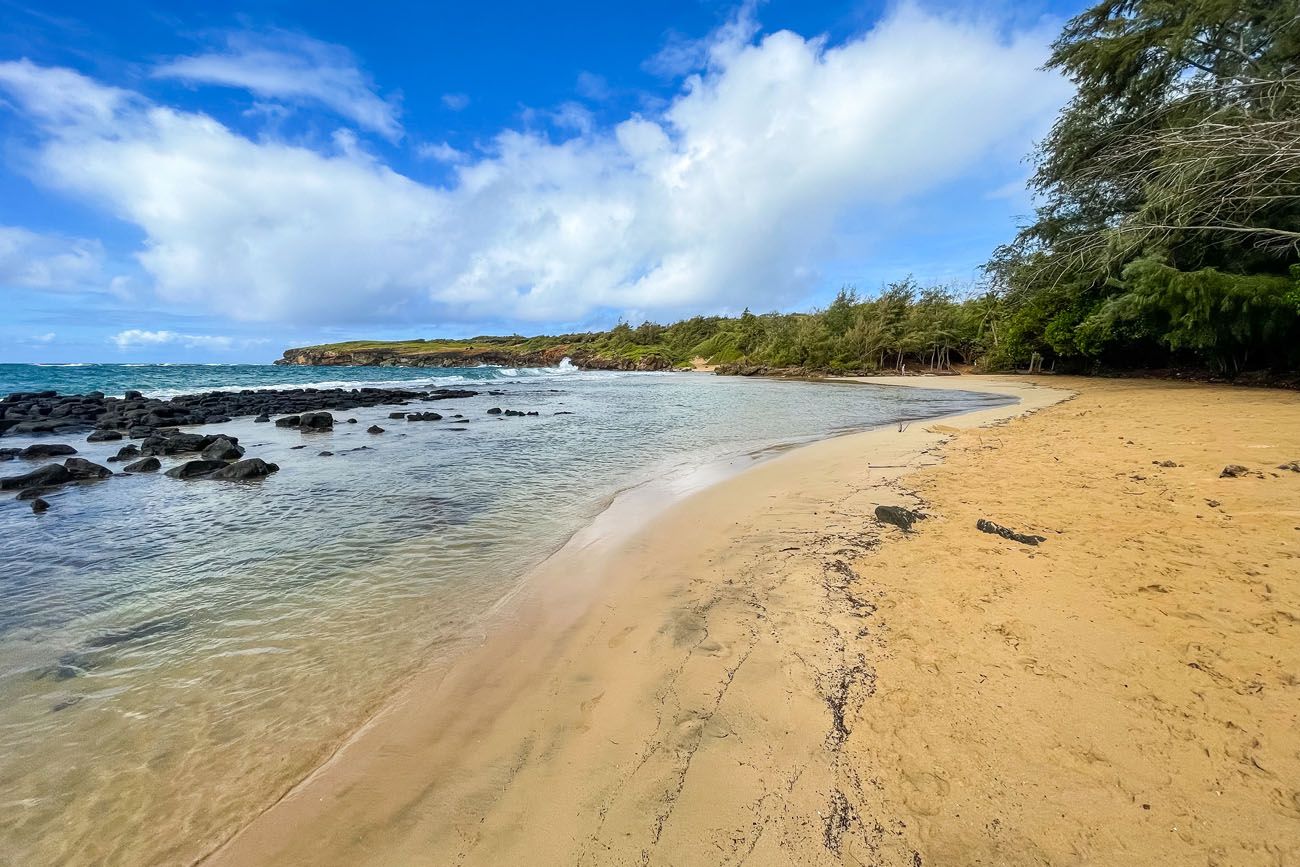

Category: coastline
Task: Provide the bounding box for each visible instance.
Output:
[203,374,1300,865]
[201,375,1064,865]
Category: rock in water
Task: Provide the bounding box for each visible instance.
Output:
[108,444,141,462]
[367,425,385,434]
[31,497,50,513]
[86,430,123,442]
[298,411,334,430]
[201,437,245,461]
[1220,464,1250,478]
[1,463,73,490]
[164,460,230,479]
[19,443,77,459]
[875,505,919,532]
[63,458,112,480]
[976,518,1046,546]
[209,458,279,480]
[123,457,161,473]
[274,415,301,428]
[486,407,502,415]
[254,414,270,423]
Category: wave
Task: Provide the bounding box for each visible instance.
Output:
[143,358,589,399]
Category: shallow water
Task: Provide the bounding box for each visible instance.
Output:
[0,365,1010,865]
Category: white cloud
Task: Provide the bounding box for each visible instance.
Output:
[154,31,402,141]
[0,4,1067,327]
[30,332,56,343]
[416,141,466,163]
[109,329,252,351]
[441,92,470,111]
[0,224,103,290]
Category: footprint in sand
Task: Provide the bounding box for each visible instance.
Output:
[607,625,635,648]
[902,770,951,816]
[695,638,730,658]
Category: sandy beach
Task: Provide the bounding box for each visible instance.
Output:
[203,375,1300,866]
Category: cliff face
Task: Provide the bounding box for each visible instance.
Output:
[276,345,674,371]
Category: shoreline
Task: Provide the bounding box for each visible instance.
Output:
[201,374,1068,865]
[202,372,1300,865]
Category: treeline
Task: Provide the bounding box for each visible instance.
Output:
[558,282,997,372]
[570,0,1300,377]
[986,0,1300,375]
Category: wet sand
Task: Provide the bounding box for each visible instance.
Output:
[203,375,1300,866]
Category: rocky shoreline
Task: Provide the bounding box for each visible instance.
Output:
[0,385,483,438]
[0,385,498,513]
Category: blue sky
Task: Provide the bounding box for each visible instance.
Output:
[0,0,1080,362]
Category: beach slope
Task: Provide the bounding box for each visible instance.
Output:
[206,376,1300,866]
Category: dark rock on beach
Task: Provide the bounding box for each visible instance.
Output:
[298,411,334,430]
[875,505,920,532]
[16,487,55,500]
[86,430,123,442]
[20,443,77,459]
[1220,464,1250,478]
[63,458,112,480]
[368,425,385,434]
[407,412,443,421]
[976,518,1046,546]
[164,460,230,479]
[200,437,245,461]
[107,444,141,462]
[209,458,279,481]
[2,463,73,491]
[31,497,50,513]
[123,457,161,473]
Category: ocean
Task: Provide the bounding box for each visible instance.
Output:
[0,362,1011,865]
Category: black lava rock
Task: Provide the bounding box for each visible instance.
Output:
[123,457,162,473]
[875,505,919,532]
[975,519,1046,546]
[20,443,78,459]
[209,458,279,481]
[64,458,112,480]
[2,463,73,490]
[164,460,230,479]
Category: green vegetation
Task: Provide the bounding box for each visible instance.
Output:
[299,0,1300,378]
[986,0,1300,374]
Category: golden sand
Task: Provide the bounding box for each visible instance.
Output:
[204,376,1300,866]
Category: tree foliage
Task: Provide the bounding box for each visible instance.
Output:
[987,0,1300,373]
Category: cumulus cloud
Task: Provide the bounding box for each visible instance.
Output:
[154,31,402,140]
[0,224,103,290]
[109,329,251,351]
[0,4,1067,327]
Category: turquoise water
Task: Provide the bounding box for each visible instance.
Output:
[0,361,566,398]
[0,363,1010,865]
